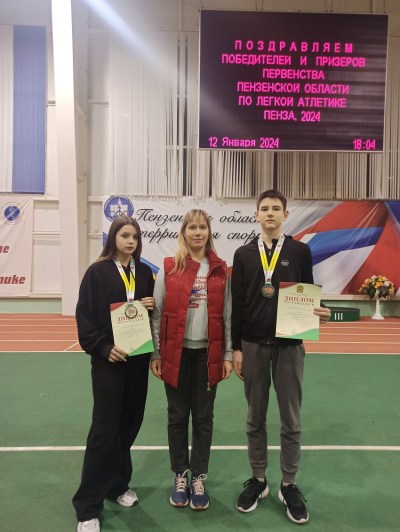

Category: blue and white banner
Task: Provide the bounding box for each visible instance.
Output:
[102,196,400,297]
[0,25,46,194]
[0,196,34,297]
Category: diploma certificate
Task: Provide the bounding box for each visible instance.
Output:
[276,282,322,341]
[110,301,154,356]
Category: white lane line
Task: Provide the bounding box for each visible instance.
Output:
[308,340,399,344]
[64,342,81,351]
[0,350,83,354]
[307,352,400,355]
[0,340,78,342]
[0,323,75,327]
[320,333,400,336]
[1,445,399,452]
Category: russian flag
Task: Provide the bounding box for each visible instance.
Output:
[0,25,46,193]
[295,201,400,296]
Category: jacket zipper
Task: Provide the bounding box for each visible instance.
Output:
[205,260,227,390]
[205,262,222,392]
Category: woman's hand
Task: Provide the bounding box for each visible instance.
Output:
[222,360,233,380]
[140,297,155,310]
[150,358,162,379]
[108,345,128,363]
[314,306,331,324]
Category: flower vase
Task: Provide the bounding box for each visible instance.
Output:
[372,298,384,320]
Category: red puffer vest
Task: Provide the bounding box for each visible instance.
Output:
[159,249,227,388]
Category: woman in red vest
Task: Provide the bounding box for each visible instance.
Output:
[150,209,232,511]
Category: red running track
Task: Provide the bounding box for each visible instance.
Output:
[0,314,399,354]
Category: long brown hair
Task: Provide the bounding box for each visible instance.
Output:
[97,215,142,262]
[171,209,216,274]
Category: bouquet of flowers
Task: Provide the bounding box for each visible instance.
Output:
[359,275,395,300]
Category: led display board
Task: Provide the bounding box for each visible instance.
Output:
[199,11,388,152]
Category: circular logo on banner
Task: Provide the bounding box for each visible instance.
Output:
[104,196,134,222]
[1,203,23,224]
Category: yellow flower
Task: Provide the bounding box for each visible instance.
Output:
[359,275,395,300]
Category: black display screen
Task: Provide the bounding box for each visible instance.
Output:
[199,10,388,152]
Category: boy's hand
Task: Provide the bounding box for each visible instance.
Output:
[314,306,331,324]
[233,349,244,380]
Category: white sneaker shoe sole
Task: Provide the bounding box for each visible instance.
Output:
[236,484,269,513]
[116,489,139,507]
[77,518,100,532]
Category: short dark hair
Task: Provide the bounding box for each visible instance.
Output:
[98,215,142,262]
[256,189,287,211]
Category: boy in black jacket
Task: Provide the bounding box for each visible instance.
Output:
[231,190,330,524]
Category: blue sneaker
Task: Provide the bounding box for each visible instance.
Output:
[170,470,189,507]
[190,474,209,510]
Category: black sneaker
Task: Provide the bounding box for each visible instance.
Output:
[278,483,309,524]
[236,476,269,512]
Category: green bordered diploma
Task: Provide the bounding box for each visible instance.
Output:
[275,282,322,341]
[110,301,154,356]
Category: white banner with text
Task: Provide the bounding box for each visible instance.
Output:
[0,196,33,296]
[102,196,400,297]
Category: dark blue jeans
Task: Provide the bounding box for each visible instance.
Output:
[164,347,217,477]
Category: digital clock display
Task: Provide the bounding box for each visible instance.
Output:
[199,11,388,152]
[353,139,377,151]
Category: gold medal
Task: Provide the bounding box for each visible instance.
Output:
[261,283,275,298]
[125,303,138,319]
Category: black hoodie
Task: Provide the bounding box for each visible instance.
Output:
[231,235,314,350]
[76,258,154,359]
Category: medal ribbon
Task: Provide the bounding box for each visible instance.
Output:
[258,234,285,285]
[114,258,136,302]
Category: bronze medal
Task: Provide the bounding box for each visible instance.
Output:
[125,303,138,319]
[261,283,275,298]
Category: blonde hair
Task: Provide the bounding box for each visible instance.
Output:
[171,209,216,274]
